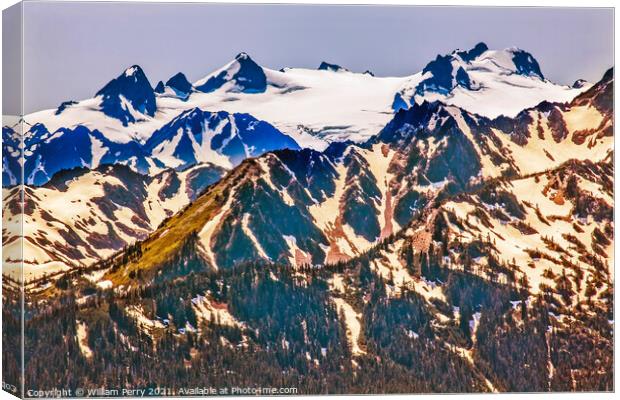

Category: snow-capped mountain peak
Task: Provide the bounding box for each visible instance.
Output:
[318,61,349,72]
[166,72,192,93]
[144,107,300,169]
[393,44,585,118]
[235,51,251,61]
[154,72,193,100]
[477,47,544,79]
[415,44,545,98]
[124,65,141,77]
[454,41,489,62]
[94,64,157,126]
[194,52,267,93]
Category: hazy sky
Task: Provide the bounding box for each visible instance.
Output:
[4,2,615,114]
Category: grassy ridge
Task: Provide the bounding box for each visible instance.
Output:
[104,160,260,285]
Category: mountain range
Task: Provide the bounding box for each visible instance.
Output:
[90,66,613,281]
[3,46,609,281]
[1,43,613,393]
[3,43,588,189]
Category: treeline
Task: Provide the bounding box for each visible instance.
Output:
[13,244,613,394]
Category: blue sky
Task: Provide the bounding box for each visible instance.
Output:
[5,2,614,114]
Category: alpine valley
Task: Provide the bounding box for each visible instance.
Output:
[2,43,614,393]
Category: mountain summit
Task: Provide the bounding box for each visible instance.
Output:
[194,52,267,93]
[152,72,193,100]
[455,41,489,62]
[318,61,349,72]
[414,44,544,97]
[144,107,300,169]
[95,65,157,126]
[454,42,543,79]
[165,72,193,97]
[393,44,568,117]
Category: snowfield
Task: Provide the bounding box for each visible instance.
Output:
[21,45,587,151]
